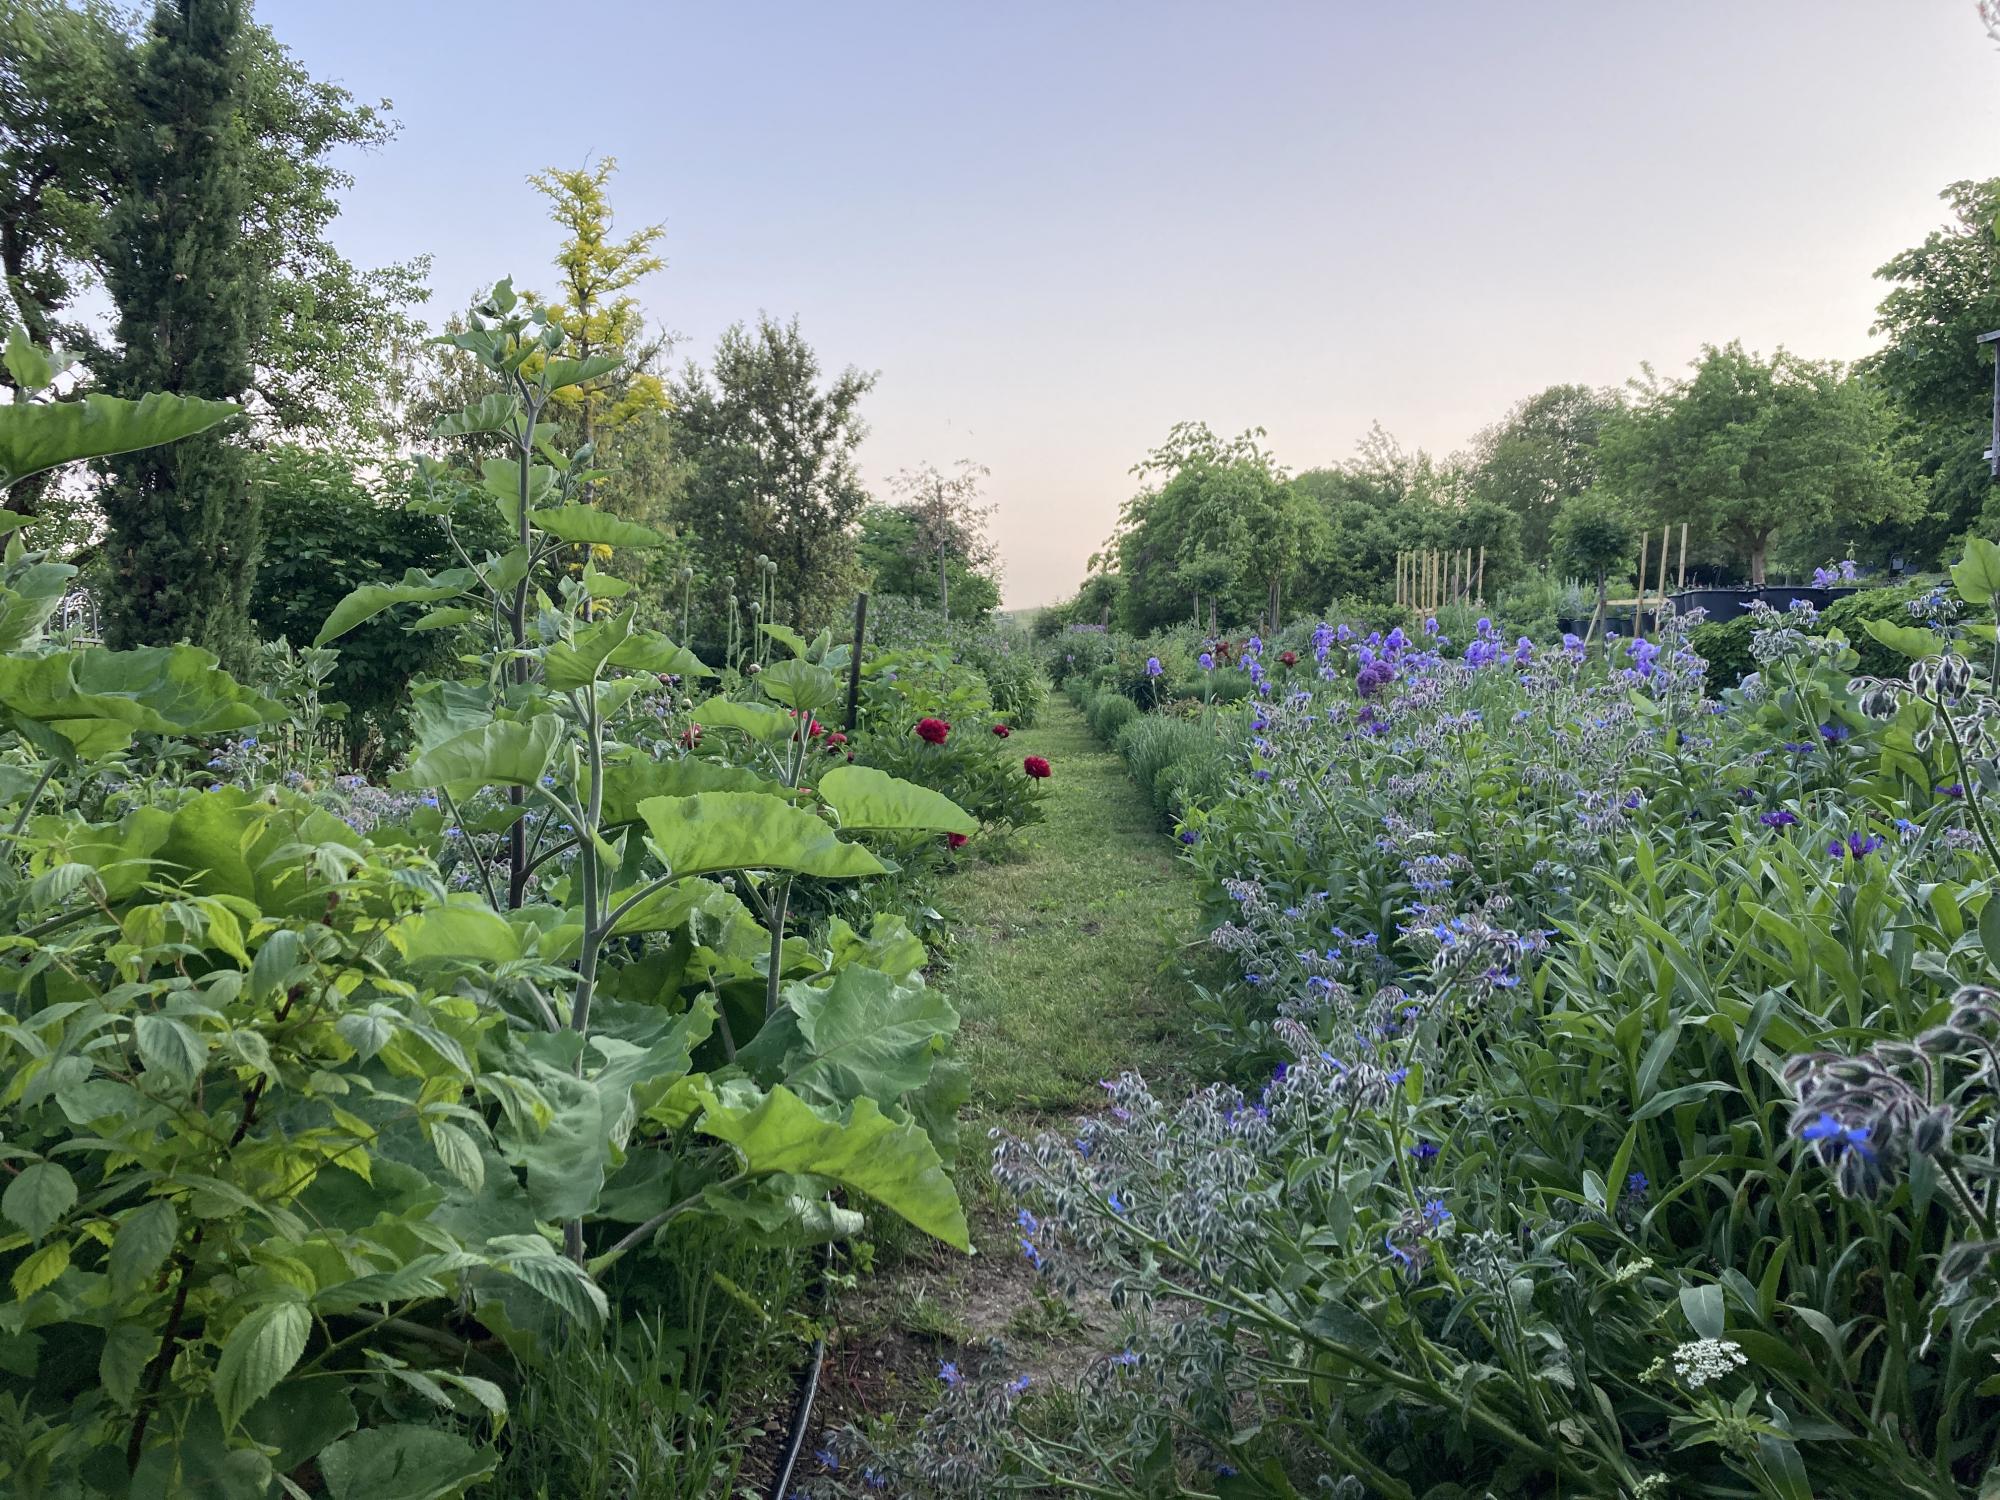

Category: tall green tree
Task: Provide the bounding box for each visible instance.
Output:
[1466,383,1620,561]
[0,0,423,449]
[1111,423,1318,632]
[1600,343,1923,585]
[1865,178,2000,560]
[668,315,876,631]
[96,0,259,661]
[876,458,998,618]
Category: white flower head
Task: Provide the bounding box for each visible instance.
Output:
[1671,1336,1747,1388]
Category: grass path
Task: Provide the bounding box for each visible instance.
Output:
[800,692,1205,1456]
[944,693,1197,1114]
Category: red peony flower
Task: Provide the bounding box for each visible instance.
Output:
[1280,650,1298,667]
[823,731,848,753]
[679,724,702,749]
[915,717,951,745]
[1023,755,1051,779]
[946,832,969,849]
[992,724,1011,738]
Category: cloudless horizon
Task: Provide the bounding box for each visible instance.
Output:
[259,0,2000,608]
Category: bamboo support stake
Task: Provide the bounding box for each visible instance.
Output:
[1677,523,1688,589]
[1634,530,1650,640]
[1476,546,1486,602]
[1654,524,1669,631]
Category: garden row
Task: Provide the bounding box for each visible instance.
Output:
[0,315,1050,1498]
[814,576,2000,1496]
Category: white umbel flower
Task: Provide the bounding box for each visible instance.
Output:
[1671,1337,1748,1388]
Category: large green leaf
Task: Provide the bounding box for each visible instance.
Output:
[595,756,784,828]
[696,1086,969,1250]
[387,904,524,965]
[691,697,793,744]
[541,353,623,392]
[1862,618,1947,662]
[140,788,366,912]
[432,392,520,439]
[318,1425,498,1500]
[818,764,977,835]
[607,630,714,679]
[481,457,555,530]
[315,570,474,647]
[393,716,564,791]
[0,558,76,653]
[636,792,886,882]
[0,390,238,487]
[1954,536,2000,607]
[0,645,279,758]
[499,1005,711,1221]
[739,966,958,1108]
[758,658,840,714]
[530,506,664,549]
[544,606,635,691]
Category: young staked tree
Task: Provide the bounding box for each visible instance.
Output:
[886,458,995,617]
[1551,490,1635,646]
[97,0,261,663]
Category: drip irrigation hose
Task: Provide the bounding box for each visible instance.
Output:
[765,1239,836,1500]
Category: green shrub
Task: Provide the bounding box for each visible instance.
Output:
[1088,691,1139,741]
[1690,614,1757,688]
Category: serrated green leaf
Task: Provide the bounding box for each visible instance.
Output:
[430,1123,486,1192]
[318,1424,498,1500]
[109,1199,179,1298]
[2,1161,75,1239]
[11,1238,68,1298]
[214,1300,310,1432]
[135,1014,205,1089]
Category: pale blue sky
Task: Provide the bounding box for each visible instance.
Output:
[259,1,2000,606]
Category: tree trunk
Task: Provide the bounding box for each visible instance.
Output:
[1586,567,1609,647]
[1749,533,1769,588]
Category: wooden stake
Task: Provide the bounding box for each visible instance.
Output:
[1654,524,1669,632]
[1634,530,1650,640]
[842,591,869,735]
[1476,545,1486,602]
[1677,523,1688,589]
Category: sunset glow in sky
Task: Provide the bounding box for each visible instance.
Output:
[261,1,2000,606]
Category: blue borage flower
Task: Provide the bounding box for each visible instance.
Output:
[1799,1111,1875,1161]
[938,1360,961,1387]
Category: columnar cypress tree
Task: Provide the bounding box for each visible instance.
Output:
[97,0,261,662]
